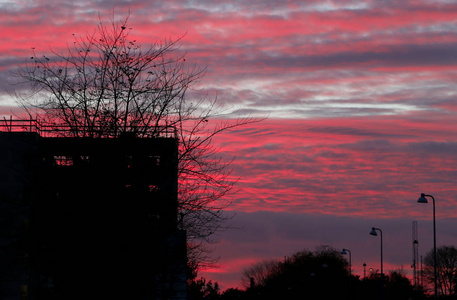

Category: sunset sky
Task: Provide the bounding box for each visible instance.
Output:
[2,0,457,291]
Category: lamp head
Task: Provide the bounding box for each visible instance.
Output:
[417,193,428,203]
[369,227,377,236]
[341,249,347,255]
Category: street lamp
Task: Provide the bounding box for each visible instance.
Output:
[341,248,352,300]
[369,227,383,276]
[341,248,352,276]
[417,193,437,300]
[370,227,384,300]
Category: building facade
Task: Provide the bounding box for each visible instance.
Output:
[0,127,186,299]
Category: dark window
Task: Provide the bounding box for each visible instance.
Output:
[147,155,160,166]
[126,155,133,168]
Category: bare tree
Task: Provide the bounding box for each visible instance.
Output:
[12,15,256,268]
[241,259,282,289]
[423,245,457,296]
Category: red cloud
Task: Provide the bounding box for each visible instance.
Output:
[213,115,457,219]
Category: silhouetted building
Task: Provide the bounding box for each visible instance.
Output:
[0,121,186,299]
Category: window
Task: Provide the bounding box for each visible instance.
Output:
[53,156,73,167]
[79,155,90,163]
[147,155,160,166]
[149,184,159,192]
[126,155,133,168]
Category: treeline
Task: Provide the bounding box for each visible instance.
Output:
[188,245,430,300]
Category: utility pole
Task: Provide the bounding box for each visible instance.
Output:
[412,221,419,287]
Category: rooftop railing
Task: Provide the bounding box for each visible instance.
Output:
[0,117,177,138]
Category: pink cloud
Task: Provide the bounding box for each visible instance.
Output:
[2,0,457,291]
[212,115,457,219]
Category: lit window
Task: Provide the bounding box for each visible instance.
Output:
[149,185,159,192]
[53,156,73,167]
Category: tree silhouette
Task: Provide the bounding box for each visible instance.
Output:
[424,245,457,297]
[241,245,350,299]
[239,245,427,300]
[12,14,256,267]
[241,259,282,289]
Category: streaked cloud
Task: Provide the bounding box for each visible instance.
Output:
[1,0,457,291]
[215,116,457,216]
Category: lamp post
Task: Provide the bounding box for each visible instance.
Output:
[341,248,352,276]
[341,248,352,300]
[417,193,437,300]
[370,227,384,300]
[369,227,383,276]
